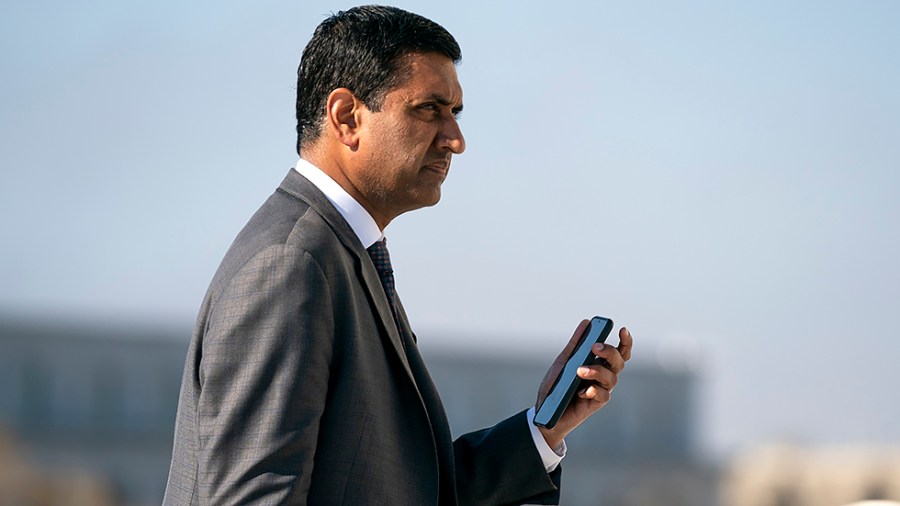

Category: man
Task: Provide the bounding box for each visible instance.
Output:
[164,5,632,505]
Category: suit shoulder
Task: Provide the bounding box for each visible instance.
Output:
[205,188,348,300]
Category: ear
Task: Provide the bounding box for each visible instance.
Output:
[325,88,365,149]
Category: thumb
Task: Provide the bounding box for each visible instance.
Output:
[537,319,590,409]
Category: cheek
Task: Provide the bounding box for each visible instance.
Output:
[386,117,435,150]
[364,116,435,172]
[382,130,429,167]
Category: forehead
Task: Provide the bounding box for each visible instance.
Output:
[387,52,463,104]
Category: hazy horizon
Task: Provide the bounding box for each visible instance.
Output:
[2,1,898,457]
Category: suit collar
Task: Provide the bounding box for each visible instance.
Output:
[278,168,364,253]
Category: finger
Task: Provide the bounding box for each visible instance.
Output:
[590,342,625,374]
[551,319,590,365]
[565,319,591,354]
[550,319,590,375]
[577,365,618,391]
[538,319,590,403]
[578,383,612,404]
[617,327,633,362]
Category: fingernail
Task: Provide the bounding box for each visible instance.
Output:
[577,367,589,376]
[593,343,605,352]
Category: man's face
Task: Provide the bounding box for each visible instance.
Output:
[350,51,465,224]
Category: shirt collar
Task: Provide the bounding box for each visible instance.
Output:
[293,157,384,248]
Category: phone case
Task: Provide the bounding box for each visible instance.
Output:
[533,316,614,429]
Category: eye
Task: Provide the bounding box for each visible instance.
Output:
[414,101,462,120]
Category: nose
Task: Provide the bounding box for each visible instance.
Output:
[436,117,466,155]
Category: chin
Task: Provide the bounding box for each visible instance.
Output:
[424,188,442,207]
[408,189,442,211]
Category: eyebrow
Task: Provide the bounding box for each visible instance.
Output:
[428,93,464,113]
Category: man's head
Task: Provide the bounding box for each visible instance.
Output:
[295,5,466,228]
[295,5,461,152]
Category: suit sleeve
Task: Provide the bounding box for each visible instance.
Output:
[454,410,562,506]
[195,245,333,505]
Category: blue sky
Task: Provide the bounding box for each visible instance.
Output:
[2,1,899,455]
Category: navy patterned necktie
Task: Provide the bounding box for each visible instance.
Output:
[366,239,416,349]
[366,239,396,303]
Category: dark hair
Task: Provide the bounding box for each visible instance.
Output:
[295,5,461,152]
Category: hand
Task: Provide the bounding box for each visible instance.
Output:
[535,321,633,449]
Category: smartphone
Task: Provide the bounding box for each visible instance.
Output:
[533,316,614,429]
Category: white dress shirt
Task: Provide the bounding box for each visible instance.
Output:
[293,158,565,473]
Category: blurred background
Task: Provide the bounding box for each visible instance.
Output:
[1,1,898,504]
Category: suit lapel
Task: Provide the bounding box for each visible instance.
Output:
[275,169,417,389]
[393,296,457,504]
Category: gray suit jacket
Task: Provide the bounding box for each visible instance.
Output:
[163,170,561,505]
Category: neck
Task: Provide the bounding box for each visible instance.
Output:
[300,149,392,230]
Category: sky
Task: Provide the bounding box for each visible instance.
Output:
[2,1,899,457]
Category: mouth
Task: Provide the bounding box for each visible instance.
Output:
[423,159,451,178]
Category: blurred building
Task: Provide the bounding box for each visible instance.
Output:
[1,316,714,505]
[723,443,900,506]
[0,318,186,505]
